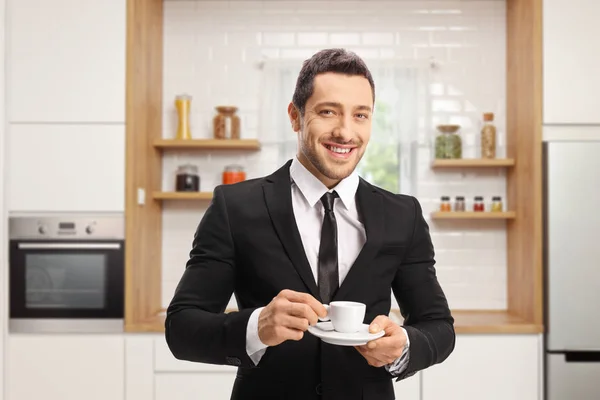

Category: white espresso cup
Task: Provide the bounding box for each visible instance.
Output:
[321,301,366,333]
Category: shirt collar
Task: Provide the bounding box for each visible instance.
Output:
[289,156,359,210]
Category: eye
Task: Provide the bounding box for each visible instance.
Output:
[320,109,335,116]
[356,113,369,119]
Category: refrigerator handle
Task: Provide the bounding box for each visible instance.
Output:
[564,352,600,363]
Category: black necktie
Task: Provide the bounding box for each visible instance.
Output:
[318,191,339,304]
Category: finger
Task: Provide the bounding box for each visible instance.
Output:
[358,346,398,365]
[360,350,391,367]
[281,314,310,331]
[369,334,405,350]
[287,302,319,326]
[369,315,393,334]
[280,290,327,318]
[275,325,305,342]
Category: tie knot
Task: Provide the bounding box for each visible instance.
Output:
[320,191,338,213]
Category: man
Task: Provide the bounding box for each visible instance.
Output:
[165,48,455,400]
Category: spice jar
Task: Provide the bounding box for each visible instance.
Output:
[175,94,192,140]
[435,125,462,159]
[175,164,199,192]
[440,196,451,212]
[473,196,485,212]
[454,196,466,212]
[491,196,503,212]
[213,106,241,140]
[222,165,246,185]
[481,112,497,158]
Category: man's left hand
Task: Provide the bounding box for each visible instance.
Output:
[355,315,407,368]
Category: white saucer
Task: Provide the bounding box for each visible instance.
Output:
[307,322,385,346]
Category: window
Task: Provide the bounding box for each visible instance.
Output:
[257,59,430,196]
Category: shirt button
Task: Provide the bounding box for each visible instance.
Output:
[315,383,323,395]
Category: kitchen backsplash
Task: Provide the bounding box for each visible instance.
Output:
[161,0,507,311]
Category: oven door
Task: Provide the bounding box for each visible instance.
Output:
[9,240,124,332]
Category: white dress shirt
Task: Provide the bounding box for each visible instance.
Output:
[245,157,410,375]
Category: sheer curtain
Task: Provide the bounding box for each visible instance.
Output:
[256,59,431,196]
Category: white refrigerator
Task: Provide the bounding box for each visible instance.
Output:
[543,141,600,399]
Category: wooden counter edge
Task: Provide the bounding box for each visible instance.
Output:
[126,309,543,334]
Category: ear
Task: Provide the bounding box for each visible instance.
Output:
[287,102,301,132]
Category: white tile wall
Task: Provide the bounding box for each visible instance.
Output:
[161,0,508,311]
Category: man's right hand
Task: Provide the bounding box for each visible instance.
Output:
[257,289,327,347]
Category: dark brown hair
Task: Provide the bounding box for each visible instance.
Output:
[291,48,375,116]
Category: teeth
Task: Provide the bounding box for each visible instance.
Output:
[327,145,351,154]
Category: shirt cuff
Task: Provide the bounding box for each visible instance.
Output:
[385,327,411,376]
[246,307,268,365]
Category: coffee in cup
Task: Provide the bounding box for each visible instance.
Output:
[321,301,366,333]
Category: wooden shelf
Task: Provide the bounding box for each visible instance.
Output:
[448,310,543,334]
[153,139,261,150]
[391,309,542,334]
[125,0,543,333]
[390,309,542,334]
[431,158,515,168]
[153,191,213,200]
[431,211,516,220]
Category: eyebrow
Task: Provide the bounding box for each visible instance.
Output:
[315,102,372,113]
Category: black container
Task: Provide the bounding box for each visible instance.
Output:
[175,164,200,192]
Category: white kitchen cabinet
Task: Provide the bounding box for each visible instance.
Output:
[155,373,236,400]
[543,0,600,124]
[153,335,419,399]
[7,124,125,212]
[154,336,237,400]
[7,334,125,400]
[422,334,541,400]
[1,0,7,392]
[6,0,125,123]
[393,372,420,400]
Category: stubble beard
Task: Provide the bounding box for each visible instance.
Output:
[299,137,363,182]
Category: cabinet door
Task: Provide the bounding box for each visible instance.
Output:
[543,0,600,124]
[7,0,125,123]
[7,335,125,400]
[393,372,420,400]
[155,373,236,400]
[422,334,541,400]
[7,124,125,212]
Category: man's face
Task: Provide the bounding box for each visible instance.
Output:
[288,72,373,188]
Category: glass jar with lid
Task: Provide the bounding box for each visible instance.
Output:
[213,106,241,140]
[435,124,462,159]
[473,196,485,212]
[222,165,246,185]
[491,196,503,212]
[175,164,199,192]
[454,196,466,212]
[480,112,497,159]
[440,196,451,212]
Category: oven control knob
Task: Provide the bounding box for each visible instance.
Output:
[85,225,94,234]
[38,225,47,234]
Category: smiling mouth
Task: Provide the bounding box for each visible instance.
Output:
[323,143,356,158]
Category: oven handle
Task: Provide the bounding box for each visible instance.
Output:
[17,243,122,250]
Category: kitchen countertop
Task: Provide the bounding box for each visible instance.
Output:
[132,309,543,334]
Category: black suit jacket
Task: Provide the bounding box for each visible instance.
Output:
[165,160,455,400]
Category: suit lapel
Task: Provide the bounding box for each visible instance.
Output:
[262,161,320,299]
[333,178,384,301]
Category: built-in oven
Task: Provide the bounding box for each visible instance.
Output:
[9,215,124,333]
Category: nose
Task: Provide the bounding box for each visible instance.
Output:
[331,115,353,141]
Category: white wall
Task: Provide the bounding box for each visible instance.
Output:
[1,0,6,396]
[161,0,509,311]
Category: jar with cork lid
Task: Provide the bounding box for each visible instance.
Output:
[481,112,497,158]
[213,106,241,140]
